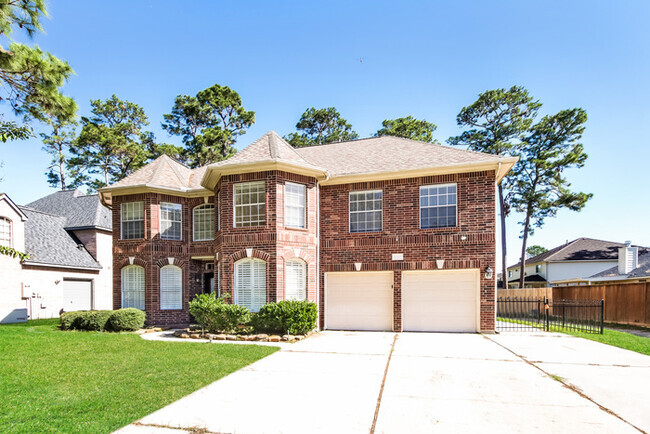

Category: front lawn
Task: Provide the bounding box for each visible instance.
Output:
[0,319,278,433]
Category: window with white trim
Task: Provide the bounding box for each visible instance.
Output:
[121,265,145,310]
[121,202,144,239]
[160,202,182,240]
[349,190,382,233]
[160,265,182,310]
[420,183,457,229]
[535,264,542,274]
[234,258,266,311]
[193,204,214,241]
[285,259,307,301]
[0,217,11,247]
[285,182,306,228]
[234,181,265,227]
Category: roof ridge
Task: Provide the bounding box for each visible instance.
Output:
[18,205,66,219]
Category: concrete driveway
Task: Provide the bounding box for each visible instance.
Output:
[117,331,649,434]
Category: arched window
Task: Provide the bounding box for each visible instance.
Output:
[234,258,266,311]
[160,265,182,310]
[0,217,12,247]
[193,204,215,241]
[285,259,307,301]
[121,265,145,310]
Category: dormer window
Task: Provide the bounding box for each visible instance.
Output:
[0,217,11,247]
[234,181,265,227]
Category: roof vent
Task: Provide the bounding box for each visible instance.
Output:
[77,244,84,250]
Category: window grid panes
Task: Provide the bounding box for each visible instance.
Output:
[121,265,144,310]
[285,259,307,301]
[160,265,182,310]
[234,181,265,227]
[121,202,144,239]
[420,184,457,229]
[0,217,11,247]
[193,204,214,241]
[349,190,382,233]
[160,202,182,240]
[285,182,306,228]
[234,258,266,311]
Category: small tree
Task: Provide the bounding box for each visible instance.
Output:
[526,245,548,258]
[448,86,541,289]
[285,107,358,147]
[41,114,77,190]
[509,108,592,289]
[376,116,437,142]
[162,84,255,167]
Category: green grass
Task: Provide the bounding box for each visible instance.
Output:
[0,319,279,433]
[498,316,650,356]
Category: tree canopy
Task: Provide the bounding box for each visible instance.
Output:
[526,245,548,258]
[162,84,255,168]
[41,114,77,190]
[284,107,358,147]
[376,116,437,142]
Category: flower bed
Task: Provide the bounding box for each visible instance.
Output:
[171,328,314,343]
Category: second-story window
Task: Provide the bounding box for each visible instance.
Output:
[193,204,214,241]
[121,202,144,239]
[420,184,457,229]
[234,181,265,227]
[161,202,182,240]
[349,190,382,233]
[535,264,542,274]
[285,182,306,229]
[0,217,12,247]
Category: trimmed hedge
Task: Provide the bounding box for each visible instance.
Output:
[189,292,250,334]
[252,300,317,335]
[60,308,146,332]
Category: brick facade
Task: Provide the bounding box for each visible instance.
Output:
[111,169,496,331]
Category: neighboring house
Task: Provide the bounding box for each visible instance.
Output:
[554,244,650,285]
[99,131,517,332]
[0,190,113,323]
[506,238,649,288]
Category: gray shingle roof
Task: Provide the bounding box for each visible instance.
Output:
[26,190,112,231]
[19,207,102,269]
[590,252,650,279]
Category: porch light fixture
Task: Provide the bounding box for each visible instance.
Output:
[485,266,493,279]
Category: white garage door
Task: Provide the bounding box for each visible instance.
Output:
[402,270,479,332]
[326,272,393,331]
[63,279,92,311]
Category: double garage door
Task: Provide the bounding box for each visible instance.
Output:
[325,270,479,332]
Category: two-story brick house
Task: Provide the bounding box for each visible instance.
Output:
[99,131,516,332]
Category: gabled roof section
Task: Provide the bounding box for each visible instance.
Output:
[508,238,650,269]
[201,131,329,189]
[294,136,517,185]
[0,193,28,221]
[99,155,213,206]
[19,206,102,270]
[26,189,111,231]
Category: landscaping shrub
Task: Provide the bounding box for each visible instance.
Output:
[106,308,146,332]
[252,300,317,335]
[79,310,113,331]
[60,311,84,330]
[189,292,250,334]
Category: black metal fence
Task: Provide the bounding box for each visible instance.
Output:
[497,297,604,334]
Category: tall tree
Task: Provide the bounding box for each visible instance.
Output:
[41,114,77,190]
[526,245,548,258]
[376,116,437,142]
[68,95,153,191]
[284,107,358,147]
[509,108,592,288]
[0,0,76,123]
[162,84,255,168]
[448,86,541,289]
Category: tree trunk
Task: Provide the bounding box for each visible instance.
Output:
[518,206,532,289]
[59,145,66,191]
[498,184,508,290]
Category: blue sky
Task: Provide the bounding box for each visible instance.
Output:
[1,0,649,267]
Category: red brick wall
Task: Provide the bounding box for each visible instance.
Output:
[319,171,497,332]
[72,229,98,259]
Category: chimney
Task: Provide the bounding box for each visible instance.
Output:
[618,241,638,274]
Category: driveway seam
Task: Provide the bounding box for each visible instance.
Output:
[370,333,398,434]
[484,335,647,434]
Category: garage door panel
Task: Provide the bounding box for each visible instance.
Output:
[326,272,393,331]
[403,270,478,333]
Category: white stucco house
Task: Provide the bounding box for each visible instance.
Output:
[506,238,648,288]
[0,190,113,323]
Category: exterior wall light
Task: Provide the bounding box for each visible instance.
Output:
[485,266,493,279]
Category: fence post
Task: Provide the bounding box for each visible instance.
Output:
[562,301,565,329]
[600,299,604,334]
[545,297,550,332]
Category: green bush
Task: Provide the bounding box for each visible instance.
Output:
[252,300,317,335]
[79,310,113,331]
[106,308,146,332]
[60,311,84,330]
[189,292,250,334]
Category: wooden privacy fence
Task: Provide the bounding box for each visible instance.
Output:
[498,282,650,327]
